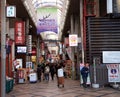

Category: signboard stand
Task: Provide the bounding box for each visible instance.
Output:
[106,64,120,88]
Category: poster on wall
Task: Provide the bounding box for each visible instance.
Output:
[16,59,22,68]
[26,62,33,68]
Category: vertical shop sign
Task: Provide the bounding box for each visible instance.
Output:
[15,21,25,44]
[27,35,32,54]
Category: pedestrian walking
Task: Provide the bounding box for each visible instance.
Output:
[37,65,42,82]
[80,63,89,88]
[57,65,64,88]
[50,64,55,80]
[41,62,45,81]
[44,63,50,81]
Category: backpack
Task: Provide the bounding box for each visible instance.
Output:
[45,66,50,73]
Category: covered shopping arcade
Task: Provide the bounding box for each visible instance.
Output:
[1,0,120,97]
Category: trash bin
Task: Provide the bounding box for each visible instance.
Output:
[6,79,14,93]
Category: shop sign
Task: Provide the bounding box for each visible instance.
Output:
[31,56,36,62]
[6,6,16,17]
[32,48,36,55]
[27,35,32,54]
[103,51,120,63]
[15,21,25,44]
[69,34,78,46]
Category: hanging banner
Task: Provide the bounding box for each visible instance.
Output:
[37,7,58,34]
[15,21,25,44]
[69,34,78,46]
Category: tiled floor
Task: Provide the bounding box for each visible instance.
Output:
[6,77,120,97]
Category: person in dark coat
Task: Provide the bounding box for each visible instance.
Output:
[37,65,42,82]
[81,63,89,88]
[50,64,55,80]
[44,63,50,81]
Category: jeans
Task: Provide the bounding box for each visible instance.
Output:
[82,76,87,88]
[44,73,49,81]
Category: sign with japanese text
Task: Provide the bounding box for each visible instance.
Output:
[6,6,16,17]
[106,64,120,82]
[15,21,25,44]
[69,34,78,46]
[27,35,32,54]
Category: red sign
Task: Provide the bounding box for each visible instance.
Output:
[15,21,25,44]
[32,48,36,55]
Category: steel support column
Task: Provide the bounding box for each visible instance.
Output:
[1,0,6,97]
[70,15,75,80]
[80,0,85,64]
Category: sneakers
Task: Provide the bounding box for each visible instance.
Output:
[57,84,64,88]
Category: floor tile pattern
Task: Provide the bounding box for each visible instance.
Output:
[6,78,120,97]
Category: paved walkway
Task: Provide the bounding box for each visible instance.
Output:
[6,77,120,97]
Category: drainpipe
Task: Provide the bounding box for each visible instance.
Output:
[1,0,6,97]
